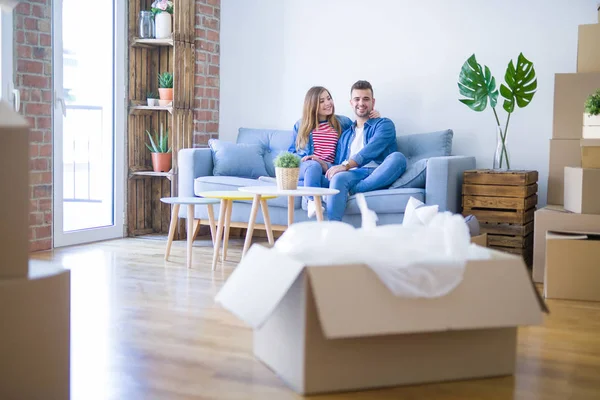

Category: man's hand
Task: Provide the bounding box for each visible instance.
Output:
[369,109,381,119]
[302,155,328,172]
[326,164,349,180]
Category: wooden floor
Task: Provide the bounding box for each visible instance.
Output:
[30,237,600,400]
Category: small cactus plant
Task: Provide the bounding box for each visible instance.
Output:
[158,72,173,89]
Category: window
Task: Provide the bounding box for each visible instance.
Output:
[0,6,15,108]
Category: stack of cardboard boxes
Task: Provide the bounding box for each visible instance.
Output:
[0,103,71,399]
[533,9,600,302]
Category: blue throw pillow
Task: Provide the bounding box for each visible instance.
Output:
[390,158,427,189]
[208,139,269,179]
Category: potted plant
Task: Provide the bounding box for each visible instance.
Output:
[151,0,173,39]
[145,124,172,172]
[457,53,537,170]
[583,89,600,138]
[146,91,158,107]
[273,152,301,190]
[158,72,173,106]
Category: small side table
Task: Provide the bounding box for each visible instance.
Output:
[160,196,221,269]
[237,186,340,256]
[196,191,277,271]
[461,169,538,266]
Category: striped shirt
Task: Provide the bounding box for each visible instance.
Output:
[312,122,339,163]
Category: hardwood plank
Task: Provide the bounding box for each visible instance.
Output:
[462,183,538,198]
[463,170,539,186]
[479,221,534,236]
[463,194,538,210]
[151,177,162,232]
[487,233,534,249]
[462,207,535,224]
[162,176,172,234]
[28,239,600,400]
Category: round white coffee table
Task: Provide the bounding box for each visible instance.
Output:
[160,196,221,269]
[237,186,339,256]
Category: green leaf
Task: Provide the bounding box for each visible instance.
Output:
[501,52,537,113]
[457,54,499,112]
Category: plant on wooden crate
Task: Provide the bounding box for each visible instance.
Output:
[457,53,537,170]
[145,124,172,173]
[273,152,301,190]
[158,72,173,105]
[585,89,600,115]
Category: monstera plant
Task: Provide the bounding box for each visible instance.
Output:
[458,53,537,169]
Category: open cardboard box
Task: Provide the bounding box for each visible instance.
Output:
[545,230,600,302]
[216,244,547,395]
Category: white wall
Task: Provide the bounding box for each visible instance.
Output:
[221,0,599,205]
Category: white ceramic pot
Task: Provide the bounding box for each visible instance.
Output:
[155,12,172,39]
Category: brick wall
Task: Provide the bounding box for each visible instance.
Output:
[14,0,53,252]
[194,0,220,147]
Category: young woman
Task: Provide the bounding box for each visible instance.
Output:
[288,86,379,217]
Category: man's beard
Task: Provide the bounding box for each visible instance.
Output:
[355,107,371,117]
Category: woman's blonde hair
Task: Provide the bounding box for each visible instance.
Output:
[296,86,341,151]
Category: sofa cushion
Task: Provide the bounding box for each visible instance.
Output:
[209,139,269,179]
[194,176,302,209]
[396,129,453,167]
[343,188,425,215]
[237,128,295,177]
[389,158,428,189]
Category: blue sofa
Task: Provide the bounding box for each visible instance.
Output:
[178,127,475,228]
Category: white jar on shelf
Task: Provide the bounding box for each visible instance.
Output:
[154,12,172,39]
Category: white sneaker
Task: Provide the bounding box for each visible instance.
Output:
[307,199,317,218]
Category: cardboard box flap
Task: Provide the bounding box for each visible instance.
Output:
[306,257,544,340]
[0,101,29,128]
[581,138,600,147]
[547,231,600,240]
[214,245,306,329]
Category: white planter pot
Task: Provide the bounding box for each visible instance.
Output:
[583,113,600,139]
[155,12,172,39]
[147,98,158,106]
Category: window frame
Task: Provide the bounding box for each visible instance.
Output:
[0,7,14,106]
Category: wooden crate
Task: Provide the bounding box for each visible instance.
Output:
[462,169,538,266]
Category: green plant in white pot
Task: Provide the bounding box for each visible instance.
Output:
[583,89,600,139]
[273,152,301,190]
[457,53,537,170]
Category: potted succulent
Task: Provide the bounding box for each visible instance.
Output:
[583,89,600,138]
[147,91,158,107]
[158,72,173,106]
[145,124,172,172]
[273,152,301,190]
[151,0,173,39]
[457,53,537,170]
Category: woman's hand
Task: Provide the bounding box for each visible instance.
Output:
[303,155,328,172]
[369,109,381,119]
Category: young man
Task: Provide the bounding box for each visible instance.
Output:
[323,80,407,221]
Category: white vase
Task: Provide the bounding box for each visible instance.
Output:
[155,12,172,39]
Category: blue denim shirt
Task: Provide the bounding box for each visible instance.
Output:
[333,117,398,167]
[288,115,353,157]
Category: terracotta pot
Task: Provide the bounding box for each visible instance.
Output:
[151,152,171,173]
[158,88,173,100]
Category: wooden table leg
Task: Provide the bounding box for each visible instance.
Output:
[212,199,228,271]
[186,204,194,269]
[222,200,233,261]
[242,194,261,257]
[165,203,180,261]
[260,198,274,245]
[207,204,216,246]
[314,196,324,222]
[287,196,294,226]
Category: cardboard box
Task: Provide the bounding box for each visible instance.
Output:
[552,73,600,140]
[0,102,31,279]
[547,139,582,205]
[545,231,600,302]
[564,167,600,214]
[583,113,600,138]
[581,138,600,168]
[0,263,71,400]
[532,206,600,283]
[216,245,545,395]
[471,233,488,247]
[577,23,600,73]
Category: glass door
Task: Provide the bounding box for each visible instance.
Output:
[53,0,125,247]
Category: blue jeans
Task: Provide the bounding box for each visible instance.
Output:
[298,160,328,201]
[325,152,407,221]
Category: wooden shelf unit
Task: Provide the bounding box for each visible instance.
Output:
[127,0,195,238]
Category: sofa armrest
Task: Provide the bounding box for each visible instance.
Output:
[425,155,476,213]
[178,148,213,198]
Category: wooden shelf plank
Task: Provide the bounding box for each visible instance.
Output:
[129,105,173,115]
[131,37,174,48]
[130,171,173,180]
